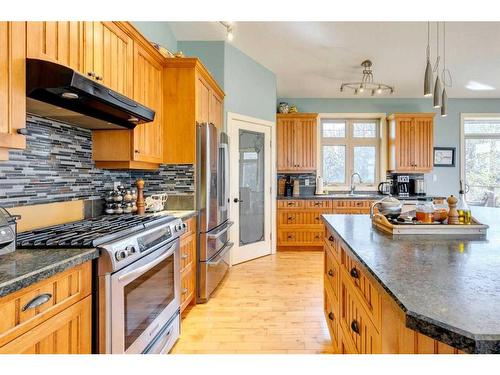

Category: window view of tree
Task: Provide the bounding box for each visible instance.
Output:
[464,119,500,207]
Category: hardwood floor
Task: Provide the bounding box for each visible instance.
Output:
[171,251,334,354]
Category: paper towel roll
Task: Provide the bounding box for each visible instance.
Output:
[315,176,324,195]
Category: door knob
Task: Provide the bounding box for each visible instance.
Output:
[234,198,243,203]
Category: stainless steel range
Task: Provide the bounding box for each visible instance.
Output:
[17,214,185,354]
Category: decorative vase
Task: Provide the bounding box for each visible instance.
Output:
[278,102,289,114]
[289,105,298,113]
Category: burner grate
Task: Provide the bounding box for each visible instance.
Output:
[17,214,174,248]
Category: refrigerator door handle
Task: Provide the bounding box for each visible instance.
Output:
[219,142,230,212]
[206,242,234,266]
[206,221,234,239]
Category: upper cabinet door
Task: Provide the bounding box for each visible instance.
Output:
[294,117,317,171]
[196,75,210,125]
[394,117,415,172]
[209,91,223,129]
[412,116,433,172]
[0,22,26,160]
[84,22,133,97]
[132,43,163,164]
[277,117,295,171]
[26,22,84,73]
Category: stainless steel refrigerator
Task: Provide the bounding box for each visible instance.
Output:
[196,122,233,303]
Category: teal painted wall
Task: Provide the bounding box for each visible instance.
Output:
[224,44,277,123]
[177,41,226,88]
[278,98,500,196]
[132,22,177,52]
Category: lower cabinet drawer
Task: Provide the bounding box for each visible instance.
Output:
[278,230,323,246]
[324,231,341,261]
[278,210,327,225]
[340,278,381,354]
[0,295,91,354]
[324,281,340,351]
[324,246,340,300]
[0,261,92,347]
[180,268,195,313]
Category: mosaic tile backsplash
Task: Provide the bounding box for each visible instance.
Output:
[0,116,195,208]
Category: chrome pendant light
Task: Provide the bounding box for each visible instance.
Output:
[441,87,448,117]
[433,22,442,108]
[424,22,433,97]
[440,23,451,117]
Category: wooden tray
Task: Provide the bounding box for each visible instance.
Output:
[372,213,489,235]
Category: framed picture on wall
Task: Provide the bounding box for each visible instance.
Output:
[433,147,456,167]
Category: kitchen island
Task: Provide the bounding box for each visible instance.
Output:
[322,207,500,354]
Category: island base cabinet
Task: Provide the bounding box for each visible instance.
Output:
[324,226,468,354]
[0,296,91,354]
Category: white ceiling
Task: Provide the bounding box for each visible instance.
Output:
[169,22,500,98]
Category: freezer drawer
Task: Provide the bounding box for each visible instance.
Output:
[198,220,233,262]
[197,241,233,303]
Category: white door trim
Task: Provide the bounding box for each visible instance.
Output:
[227,112,277,265]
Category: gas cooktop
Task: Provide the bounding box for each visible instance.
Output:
[17,214,176,248]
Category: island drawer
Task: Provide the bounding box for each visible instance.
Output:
[277,200,304,209]
[324,245,340,300]
[340,246,381,329]
[0,261,92,347]
[324,281,340,351]
[324,231,341,261]
[340,278,381,354]
[277,229,324,246]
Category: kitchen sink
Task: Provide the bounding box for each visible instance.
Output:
[330,193,378,199]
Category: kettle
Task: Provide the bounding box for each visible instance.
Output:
[377,181,391,195]
[370,196,403,219]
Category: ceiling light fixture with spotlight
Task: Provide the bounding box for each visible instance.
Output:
[340,60,394,96]
[219,21,234,42]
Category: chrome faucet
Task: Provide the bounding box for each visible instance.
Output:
[349,173,362,195]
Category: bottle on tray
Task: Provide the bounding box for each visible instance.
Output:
[457,180,472,224]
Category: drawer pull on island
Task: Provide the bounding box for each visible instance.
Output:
[328,312,334,321]
[22,293,53,312]
[328,236,334,242]
[350,267,360,279]
[328,269,334,277]
[351,320,360,334]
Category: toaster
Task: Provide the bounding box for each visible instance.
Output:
[0,207,19,256]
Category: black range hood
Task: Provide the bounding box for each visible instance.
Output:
[26,58,155,130]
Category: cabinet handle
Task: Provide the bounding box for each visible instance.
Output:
[95,75,103,81]
[328,312,334,321]
[22,293,52,312]
[351,320,360,334]
[87,71,95,78]
[134,150,140,154]
[350,267,360,279]
[287,235,294,239]
[314,202,320,206]
[315,235,320,239]
[288,202,294,206]
[182,288,188,295]
[328,269,334,277]
[315,217,320,220]
[17,128,28,135]
[328,235,334,242]
[181,253,188,259]
[288,217,294,220]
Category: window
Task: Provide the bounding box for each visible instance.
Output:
[462,116,500,207]
[321,118,380,189]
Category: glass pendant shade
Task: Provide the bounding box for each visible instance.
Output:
[424,60,433,96]
[433,76,442,108]
[441,87,448,117]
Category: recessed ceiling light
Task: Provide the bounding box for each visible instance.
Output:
[466,81,495,91]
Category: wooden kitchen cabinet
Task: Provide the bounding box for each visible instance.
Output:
[84,22,134,97]
[0,261,92,354]
[163,58,225,164]
[387,113,434,173]
[324,226,467,354]
[26,21,85,74]
[92,23,165,170]
[180,217,197,314]
[277,113,317,172]
[0,22,26,161]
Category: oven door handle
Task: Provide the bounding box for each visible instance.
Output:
[207,242,233,266]
[206,221,234,239]
[118,243,176,284]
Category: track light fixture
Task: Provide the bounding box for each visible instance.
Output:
[219,21,234,42]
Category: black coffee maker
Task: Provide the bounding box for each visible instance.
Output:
[393,175,411,197]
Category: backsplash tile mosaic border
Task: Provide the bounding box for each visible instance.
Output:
[0,116,194,208]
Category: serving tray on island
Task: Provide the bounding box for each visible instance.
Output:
[372,213,489,235]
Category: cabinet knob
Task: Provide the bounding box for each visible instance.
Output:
[315,217,320,220]
[182,288,188,295]
[95,75,103,81]
[17,128,28,135]
[287,235,294,239]
[288,216,294,221]
[134,150,140,154]
[87,71,95,78]
[350,267,360,279]
[328,235,334,242]
[328,312,334,321]
[315,235,320,239]
[351,320,360,334]
[328,269,334,277]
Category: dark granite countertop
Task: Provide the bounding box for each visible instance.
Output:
[278,194,443,201]
[322,207,500,354]
[0,248,99,298]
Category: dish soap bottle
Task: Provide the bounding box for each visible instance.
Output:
[457,180,471,224]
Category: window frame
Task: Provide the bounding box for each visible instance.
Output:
[318,114,386,191]
[460,113,500,203]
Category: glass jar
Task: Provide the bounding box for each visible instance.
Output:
[416,198,435,223]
